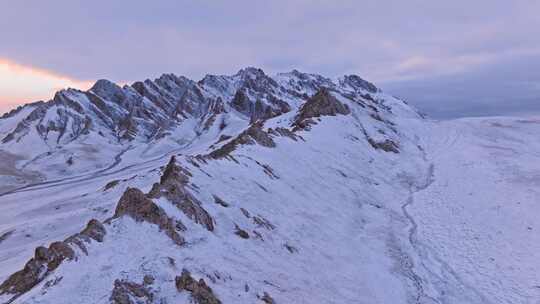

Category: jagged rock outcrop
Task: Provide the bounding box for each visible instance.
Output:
[0,243,73,299]
[104,180,121,191]
[208,122,276,159]
[292,88,351,131]
[175,269,221,304]
[277,69,336,97]
[202,67,291,123]
[252,215,275,230]
[261,292,276,304]
[339,74,378,93]
[113,187,185,245]
[367,138,400,153]
[79,219,107,242]
[63,218,106,255]
[109,277,154,304]
[213,195,229,207]
[201,97,226,131]
[90,79,129,106]
[231,89,251,115]
[242,123,276,148]
[0,219,106,303]
[110,278,154,304]
[234,225,250,239]
[118,114,139,141]
[149,157,215,231]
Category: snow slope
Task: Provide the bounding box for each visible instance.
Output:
[406,117,540,303]
[0,68,538,304]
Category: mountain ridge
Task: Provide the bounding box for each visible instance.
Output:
[0,67,431,303]
[0,67,413,187]
[1,68,536,303]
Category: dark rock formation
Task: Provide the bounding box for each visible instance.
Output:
[284,243,299,254]
[367,138,400,153]
[159,156,191,185]
[79,219,107,242]
[90,79,128,106]
[212,67,291,123]
[0,242,74,301]
[114,187,185,245]
[213,195,229,207]
[118,115,138,141]
[231,89,251,114]
[261,292,276,304]
[340,74,378,93]
[243,122,276,148]
[281,69,336,97]
[234,225,250,239]
[143,275,154,286]
[292,88,351,131]
[175,269,221,304]
[0,218,107,302]
[208,122,276,159]
[253,216,275,230]
[104,180,120,191]
[149,157,215,232]
[64,219,107,255]
[110,279,154,304]
[240,208,251,218]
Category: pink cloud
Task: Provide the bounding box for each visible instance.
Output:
[0,58,92,114]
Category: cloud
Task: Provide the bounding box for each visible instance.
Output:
[0,58,92,114]
[383,52,540,118]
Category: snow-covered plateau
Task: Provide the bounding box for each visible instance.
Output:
[0,68,538,303]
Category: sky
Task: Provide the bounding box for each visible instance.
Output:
[0,1,539,118]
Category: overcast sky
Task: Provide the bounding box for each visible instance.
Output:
[1,1,539,118]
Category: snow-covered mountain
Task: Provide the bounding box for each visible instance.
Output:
[0,67,412,187]
[0,68,538,303]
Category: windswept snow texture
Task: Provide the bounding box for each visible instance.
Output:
[0,68,538,304]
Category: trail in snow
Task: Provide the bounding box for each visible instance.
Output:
[399,123,491,304]
[0,128,211,198]
[0,147,131,198]
[400,164,439,304]
[401,164,490,304]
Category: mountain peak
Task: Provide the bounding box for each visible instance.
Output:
[340,74,378,93]
[156,73,192,84]
[235,67,266,78]
[91,79,118,91]
[89,79,127,105]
